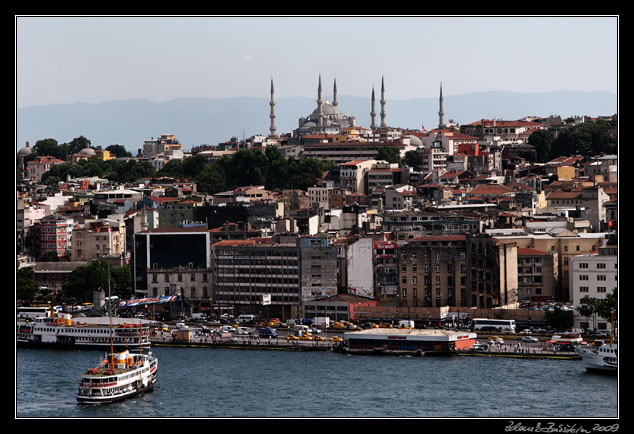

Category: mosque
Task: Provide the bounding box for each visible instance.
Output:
[269,75,446,139]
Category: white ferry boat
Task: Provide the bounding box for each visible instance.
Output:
[577,342,618,375]
[77,349,158,404]
[16,313,151,350]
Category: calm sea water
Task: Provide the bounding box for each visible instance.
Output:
[16,346,618,419]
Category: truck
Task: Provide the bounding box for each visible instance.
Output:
[312,317,331,328]
[258,327,278,338]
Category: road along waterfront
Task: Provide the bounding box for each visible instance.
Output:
[16,346,616,418]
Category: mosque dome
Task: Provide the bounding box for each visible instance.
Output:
[407,135,423,146]
[80,147,95,156]
[18,142,33,156]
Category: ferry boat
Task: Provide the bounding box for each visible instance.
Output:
[16,313,152,350]
[577,342,617,374]
[77,349,158,404]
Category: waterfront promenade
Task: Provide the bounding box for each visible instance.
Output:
[149,333,582,359]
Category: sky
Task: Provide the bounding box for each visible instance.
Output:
[16,16,618,108]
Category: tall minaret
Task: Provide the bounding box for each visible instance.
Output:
[438,82,445,130]
[269,77,277,137]
[317,74,323,125]
[380,76,387,128]
[333,77,338,107]
[370,86,376,130]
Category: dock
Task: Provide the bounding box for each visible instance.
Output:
[149,335,581,359]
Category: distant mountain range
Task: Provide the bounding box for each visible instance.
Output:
[17,90,617,154]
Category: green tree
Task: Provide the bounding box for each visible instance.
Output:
[404,150,423,170]
[527,130,553,162]
[544,307,574,331]
[376,146,402,165]
[196,164,227,194]
[67,136,92,155]
[17,267,40,304]
[62,260,131,303]
[106,144,132,158]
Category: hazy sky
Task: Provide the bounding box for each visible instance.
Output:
[16,16,618,108]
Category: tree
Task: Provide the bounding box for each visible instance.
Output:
[527,130,553,162]
[196,164,227,194]
[544,307,573,331]
[106,144,132,158]
[17,267,40,304]
[62,260,131,303]
[376,146,402,165]
[404,150,423,170]
[67,136,92,155]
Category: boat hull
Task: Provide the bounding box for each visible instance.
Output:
[17,340,151,351]
[577,346,617,375]
[77,375,157,404]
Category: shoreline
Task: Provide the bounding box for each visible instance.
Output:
[149,338,582,359]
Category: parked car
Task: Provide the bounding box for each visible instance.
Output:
[471,342,488,351]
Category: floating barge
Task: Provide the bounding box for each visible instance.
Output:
[342,329,477,356]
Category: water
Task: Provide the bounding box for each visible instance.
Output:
[16,347,618,418]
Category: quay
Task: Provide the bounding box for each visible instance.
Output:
[149,331,581,360]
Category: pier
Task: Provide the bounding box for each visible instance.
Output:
[149,335,581,359]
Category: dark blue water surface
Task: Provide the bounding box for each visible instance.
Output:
[16,347,617,418]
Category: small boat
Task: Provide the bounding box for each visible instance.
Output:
[77,349,158,404]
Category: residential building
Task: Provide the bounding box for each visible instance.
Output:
[38,214,73,259]
[466,235,519,308]
[398,235,468,308]
[516,248,559,303]
[339,160,379,195]
[373,240,400,303]
[26,156,65,182]
[570,236,617,333]
[139,134,183,158]
[71,219,126,262]
[133,226,212,308]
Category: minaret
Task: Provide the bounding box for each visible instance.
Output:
[438,82,445,130]
[370,86,376,130]
[380,76,387,128]
[317,74,323,125]
[269,78,277,137]
[333,77,338,107]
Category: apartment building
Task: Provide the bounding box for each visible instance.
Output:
[516,247,558,303]
[133,226,211,302]
[398,235,468,308]
[38,214,73,259]
[570,237,617,332]
[466,235,519,309]
[26,156,65,182]
[71,220,126,262]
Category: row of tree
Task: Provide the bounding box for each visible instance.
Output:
[17,261,133,305]
[35,142,334,195]
[528,118,617,162]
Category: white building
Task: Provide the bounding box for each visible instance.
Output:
[570,244,617,333]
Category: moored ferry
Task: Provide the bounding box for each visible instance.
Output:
[16,313,152,350]
[77,350,158,404]
[577,342,618,375]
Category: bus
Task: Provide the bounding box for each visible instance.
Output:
[16,306,52,320]
[469,318,516,333]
